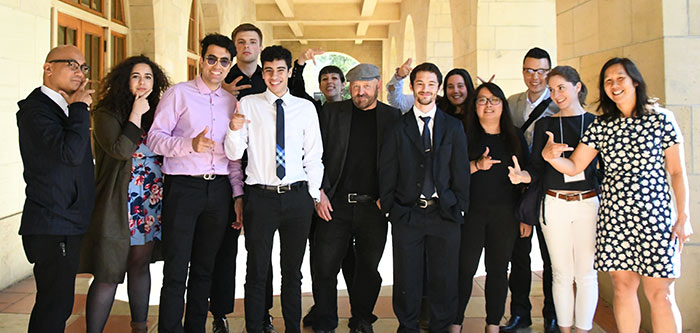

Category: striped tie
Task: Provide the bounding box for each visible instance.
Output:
[275,99,286,180]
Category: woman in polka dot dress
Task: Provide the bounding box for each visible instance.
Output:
[541,57,692,332]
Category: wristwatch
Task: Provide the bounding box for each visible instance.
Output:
[314,197,321,204]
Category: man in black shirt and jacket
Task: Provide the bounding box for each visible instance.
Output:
[16,45,95,332]
[312,64,401,333]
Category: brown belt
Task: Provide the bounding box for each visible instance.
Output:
[545,189,599,202]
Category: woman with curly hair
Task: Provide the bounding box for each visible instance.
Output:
[79,55,170,332]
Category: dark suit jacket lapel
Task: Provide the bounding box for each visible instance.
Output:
[34,88,68,120]
[336,101,353,173]
[432,109,445,154]
[375,104,391,158]
[403,110,423,154]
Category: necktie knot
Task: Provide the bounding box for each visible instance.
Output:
[420,116,431,125]
[275,99,283,107]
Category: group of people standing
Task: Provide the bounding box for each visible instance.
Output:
[15,19,691,333]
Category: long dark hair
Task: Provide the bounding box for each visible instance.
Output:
[464,82,523,161]
[95,56,170,132]
[437,68,475,116]
[597,57,651,121]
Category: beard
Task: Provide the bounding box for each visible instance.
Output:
[352,90,378,110]
[416,93,435,106]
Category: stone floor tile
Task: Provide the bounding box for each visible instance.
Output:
[1,294,34,314]
[0,313,31,332]
[3,278,36,293]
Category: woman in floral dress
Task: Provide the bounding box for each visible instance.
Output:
[79,55,170,333]
[542,58,692,332]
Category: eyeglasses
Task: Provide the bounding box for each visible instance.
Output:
[523,68,549,76]
[204,55,231,68]
[48,59,90,74]
[476,96,502,106]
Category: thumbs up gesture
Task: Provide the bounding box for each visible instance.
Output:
[192,126,216,152]
[229,100,249,131]
[475,146,501,171]
[541,131,574,161]
[508,155,531,184]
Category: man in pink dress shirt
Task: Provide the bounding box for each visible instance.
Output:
[147,33,243,332]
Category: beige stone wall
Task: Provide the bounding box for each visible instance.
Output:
[449,0,477,72]
[0,0,52,289]
[426,0,454,73]
[476,0,557,97]
[557,0,700,330]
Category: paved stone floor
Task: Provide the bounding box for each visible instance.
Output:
[0,231,619,332]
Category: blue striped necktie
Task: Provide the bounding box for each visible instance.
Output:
[275,99,286,180]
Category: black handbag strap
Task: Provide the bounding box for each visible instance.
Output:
[520,97,552,133]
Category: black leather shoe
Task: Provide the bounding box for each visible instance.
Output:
[349,319,374,333]
[313,330,335,333]
[212,316,229,333]
[544,318,560,333]
[499,315,532,332]
[263,313,278,333]
[303,305,316,327]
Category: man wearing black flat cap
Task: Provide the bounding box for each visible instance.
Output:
[311,63,401,333]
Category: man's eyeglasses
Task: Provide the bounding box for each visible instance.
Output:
[523,68,549,76]
[476,96,502,106]
[48,59,90,75]
[205,55,231,68]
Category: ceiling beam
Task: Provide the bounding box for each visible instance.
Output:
[256,3,401,24]
[274,0,294,17]
[361,0,377,17]
[356,22,369,36]
[288,22,304,37]
[273,25,388,41]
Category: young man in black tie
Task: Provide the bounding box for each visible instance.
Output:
[225,45,323,333]
[379,62,470,332]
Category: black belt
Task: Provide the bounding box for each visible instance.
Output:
[345,193,377,204]
[252,181,306,193]
[416,198,439,209]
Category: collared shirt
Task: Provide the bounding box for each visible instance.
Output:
[412,105,437,143]
[147,76,244,197]
[41,85,69,116]
[412,105,438,198]
[225,89,324,200]
[225,64,266,99]
[522,88,551,146]
[386,75,414,113]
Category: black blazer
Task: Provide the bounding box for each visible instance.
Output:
[319,99,401,200]
[16,87,95,235]
[379,108,470,225]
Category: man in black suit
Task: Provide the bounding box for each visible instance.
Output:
[312,64,401,333]
[16,45,95,332]
[379,62,469,333]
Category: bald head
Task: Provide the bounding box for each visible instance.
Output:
[43,45,87,95]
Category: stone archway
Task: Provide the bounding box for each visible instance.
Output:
[426,0,453,72]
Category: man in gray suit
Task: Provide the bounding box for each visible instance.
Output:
[502,47,560,333]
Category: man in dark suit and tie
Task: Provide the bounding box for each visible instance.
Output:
[16,45,95,332]
[312,64,401,333]
[379,62,470,333]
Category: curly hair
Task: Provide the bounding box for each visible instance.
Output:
[95,55,170,132]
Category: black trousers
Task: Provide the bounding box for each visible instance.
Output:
[308,214,356,290]
[455,207,519,326]
[243,184,314,333]
[158,175,232,333]
[209,198,241,317]
[508,223,556,320]
[392,206,460,333]
[312,197,387,330]
[22,234,82,333]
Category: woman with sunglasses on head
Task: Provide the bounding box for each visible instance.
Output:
[542,58,692,332]
[79,55,170,333]
[508,66,600,333]
[451,82,529,333]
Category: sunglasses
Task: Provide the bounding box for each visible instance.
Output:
[48,59,90,75]
[204,55,231,68]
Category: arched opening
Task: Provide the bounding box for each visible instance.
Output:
[403,15,416,94]
[301,51,360,102]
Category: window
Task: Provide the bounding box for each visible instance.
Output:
[112,32,126,65]
[187,0,201,79]
[188,58,198,81]
[61,0,104,17]
[112,0,125,24]
[187,0,197,53]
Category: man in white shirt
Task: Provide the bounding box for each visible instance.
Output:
[225,45,323,333]
[502,47,559,333]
